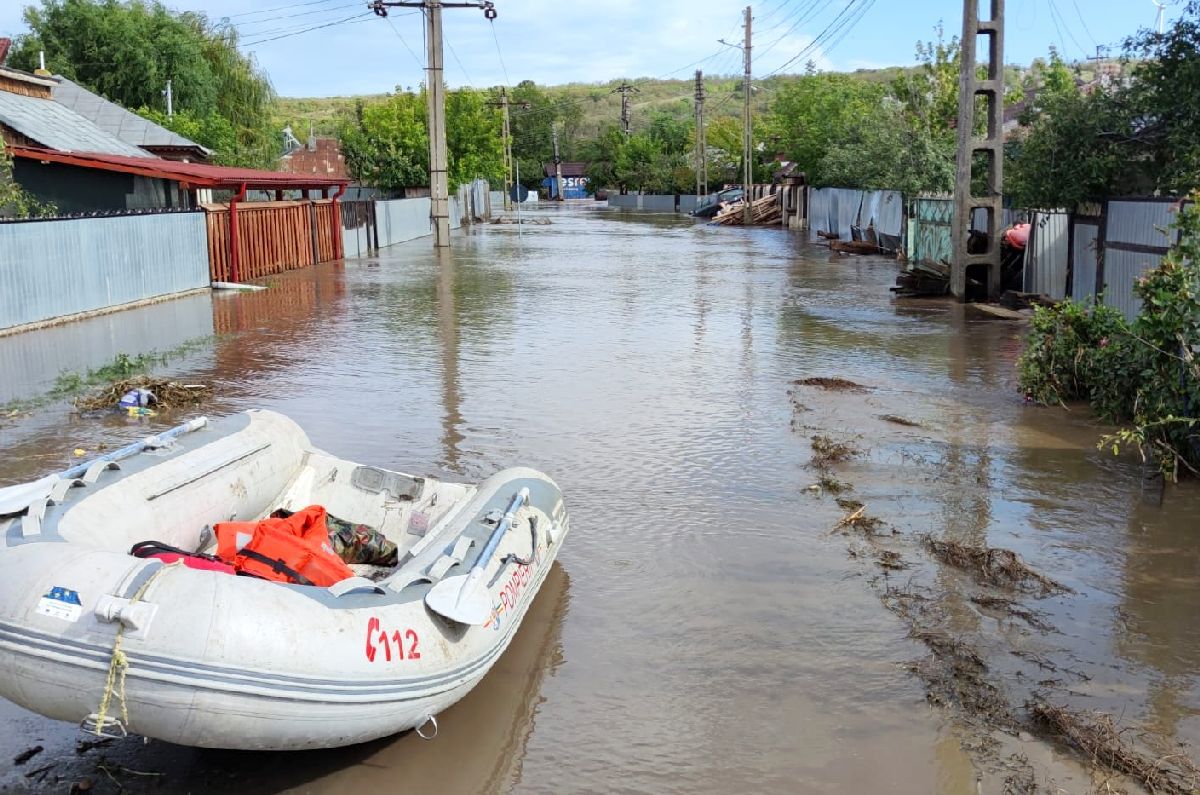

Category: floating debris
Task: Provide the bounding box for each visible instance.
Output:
[13,745,43,765]
[970,595,1053,632]
[1029,701,1200,795]
[875,550,908,570]
[923,537,1072,596]
[74,375,213,412]
[879,414,921,427]
[794,376,869,392]
[810,435,859,467]
[490,216,551,225]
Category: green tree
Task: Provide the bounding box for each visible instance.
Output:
[765,73,886,185]
[446,89,504,186]
[11,0,276,168]
[1123,1,1200,194]
[338,88,503,191]
[339,93,428,191]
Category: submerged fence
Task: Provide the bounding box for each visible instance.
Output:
[0,212,209,332]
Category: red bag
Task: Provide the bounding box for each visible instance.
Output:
[130,541,235,575]
[214,506,353,587]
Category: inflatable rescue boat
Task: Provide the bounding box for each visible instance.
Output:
[0,410,569,750]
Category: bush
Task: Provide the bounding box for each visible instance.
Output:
[1019,198,1200,480]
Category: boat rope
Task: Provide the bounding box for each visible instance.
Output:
[92,560,182,736]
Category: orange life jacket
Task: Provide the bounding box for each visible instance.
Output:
[214,506,354,587]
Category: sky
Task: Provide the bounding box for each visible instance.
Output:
[0,0,1186,97]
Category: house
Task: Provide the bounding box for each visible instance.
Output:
[542,162,589,199]
[0,64,178,212]
[51,76,211,162]
[279,136,348,180]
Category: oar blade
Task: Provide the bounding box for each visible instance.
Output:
[424,572,492,626]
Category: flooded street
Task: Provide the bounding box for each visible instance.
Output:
[2,204,1198,793]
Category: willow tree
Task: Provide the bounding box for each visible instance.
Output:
[10,0,276,168]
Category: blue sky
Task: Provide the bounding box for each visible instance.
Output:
[0,0,1183,97]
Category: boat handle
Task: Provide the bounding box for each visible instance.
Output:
[327,577,387,597]
[500,516,538,568]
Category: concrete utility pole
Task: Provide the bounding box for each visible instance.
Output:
[694,69,706,198]
[371,0,497,247]
[742,5,753,225]
[614,82,639,136]
[552,124,565,201]
[499,89,511,209]
[165,79,173,117]
[487,90,530,210]
[951,0,1004,300]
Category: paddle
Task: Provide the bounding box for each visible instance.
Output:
[424,487,530,625]
[0,417,208,515]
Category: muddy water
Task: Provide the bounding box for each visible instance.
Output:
[1,204,1198,793]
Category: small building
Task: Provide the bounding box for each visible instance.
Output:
[50,76,211,163]
[279,136,348,180]
[542,162,589,199]
[0,65,179,213]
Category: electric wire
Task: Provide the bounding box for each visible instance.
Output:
[241,12,375,46]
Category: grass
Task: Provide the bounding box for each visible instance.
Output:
[1,335,218,419]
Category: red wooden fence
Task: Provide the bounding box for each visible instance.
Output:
[204,199,342,282]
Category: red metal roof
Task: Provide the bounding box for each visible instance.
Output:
[8,145,349,190]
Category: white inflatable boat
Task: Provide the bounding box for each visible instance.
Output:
[0,410,569,750]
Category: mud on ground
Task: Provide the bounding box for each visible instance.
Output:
[791,374,1200,794]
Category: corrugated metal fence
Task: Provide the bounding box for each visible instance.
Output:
[1098,199,1178,321]
[0,212,209,331]
[808,188,903,250]
[1023,210,1070,299]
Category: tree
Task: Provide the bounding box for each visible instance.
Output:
[819,100,955,196]
[10,0,276,168]
[339,93,428,191]
[1123,1,1200,194]
[765,73,886,185]
[446,89,504,186]
[338,88,504,192]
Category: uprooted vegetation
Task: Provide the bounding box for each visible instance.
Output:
[1029,701,1200,795]
[832,498,886,535]
[810,434,859,468]
[74,376,213,412]
[922,537,1072,596]
[793,376,870,392]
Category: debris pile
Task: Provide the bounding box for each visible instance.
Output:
[74,376,213,412]
[1029,701,1200,795]
[490,216,551,225]
[793,376,869,392]
[923,538,1072,596]
[712,194,782,225]
[892,261,951,297]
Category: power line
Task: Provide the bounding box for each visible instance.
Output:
[240,12,375,46]
[385,14,425,70]
[223,0,343,20]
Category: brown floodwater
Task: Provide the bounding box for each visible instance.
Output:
[0,203,1197,793]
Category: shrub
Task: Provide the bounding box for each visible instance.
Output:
[1019,197,1200,480]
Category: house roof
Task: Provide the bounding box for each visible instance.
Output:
[543,161,588,178]
[8,145,350,190]
[0,89,151,158]
[51,77,211,157]
[279,137,348,179]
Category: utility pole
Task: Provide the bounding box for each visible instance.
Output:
[614,82,639,136]
[951,0,1004,300]
[694,69,706,198]
[165,79,173,118]
[488,88,530,210]
[371,0,497,247]
[552,124,565,201]
[742,5,753,225]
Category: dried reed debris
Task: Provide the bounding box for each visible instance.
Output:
[923,538,1072,596]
